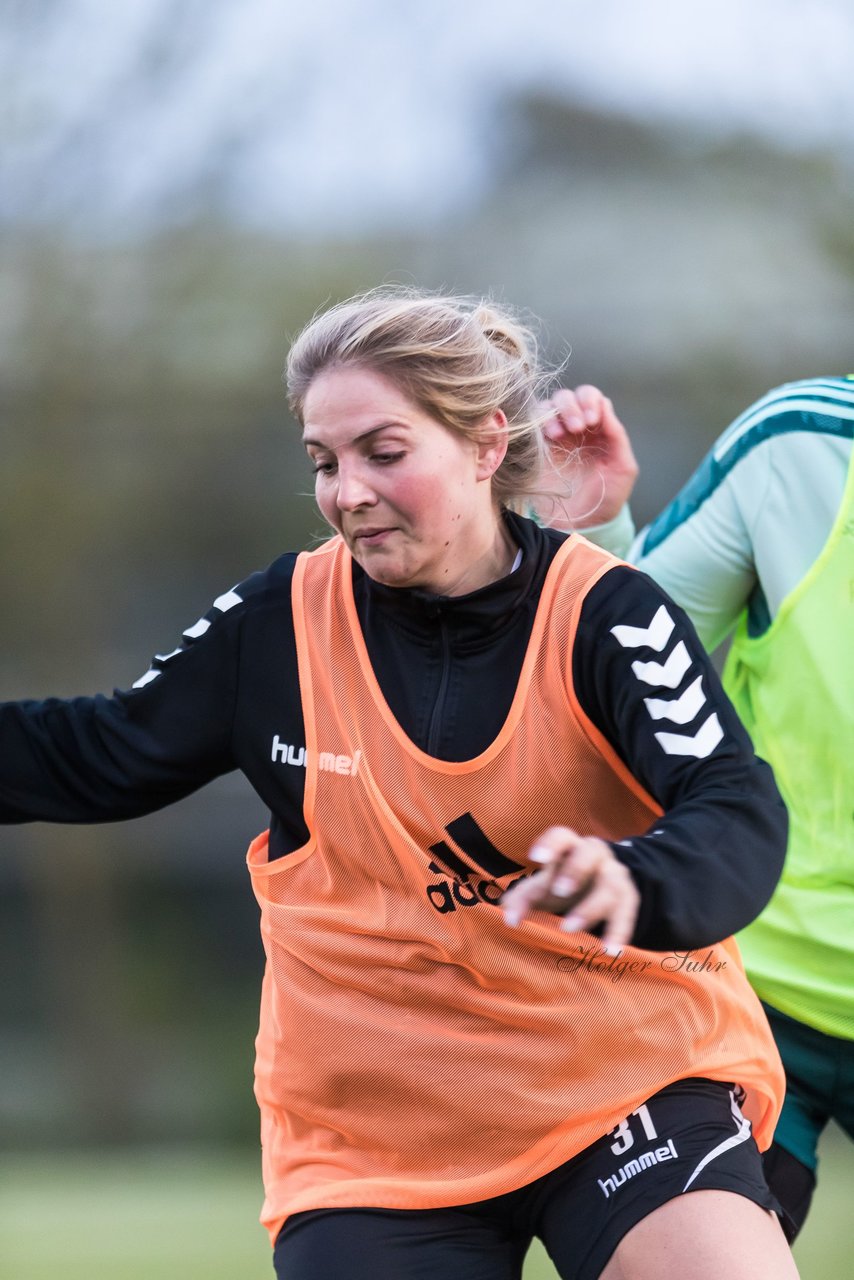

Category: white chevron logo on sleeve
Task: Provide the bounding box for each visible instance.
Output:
[131,647,183,689]
[136,588,244,688]
[184,617,211,639]
[631,642,691,689]
[644,675,706,724]
[654,713,724,758]
[611,605,675,652]
[183,587,243,640]
[132,669,160,689]
[213,588,243,612]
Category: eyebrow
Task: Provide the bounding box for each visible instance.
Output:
[302,422,406,450]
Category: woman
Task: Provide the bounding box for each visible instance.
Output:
[542,375,854,1243]
[1,289,797,1279]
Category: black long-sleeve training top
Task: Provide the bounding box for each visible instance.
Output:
[0,513,787,951]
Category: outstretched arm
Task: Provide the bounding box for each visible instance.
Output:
[0,571,265,824]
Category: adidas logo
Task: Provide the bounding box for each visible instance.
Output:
[424,813,528,913]
[425,861,528,913]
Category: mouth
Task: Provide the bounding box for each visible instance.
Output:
[351,527,396,547]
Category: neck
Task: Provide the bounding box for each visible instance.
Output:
[440,516,518,597]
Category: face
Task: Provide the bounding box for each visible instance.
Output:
[302,366,511,595]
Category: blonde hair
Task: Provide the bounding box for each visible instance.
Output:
[286,286,559,510]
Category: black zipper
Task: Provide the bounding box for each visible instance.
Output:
[425,609,452,756]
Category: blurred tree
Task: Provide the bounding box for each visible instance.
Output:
[2,93,854,1148]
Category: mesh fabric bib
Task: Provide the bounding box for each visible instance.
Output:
[726,447,854,1037]
[249,534,783,1243]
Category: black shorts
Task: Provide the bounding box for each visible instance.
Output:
[273,1077,780,1280]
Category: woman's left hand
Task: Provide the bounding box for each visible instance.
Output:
[500,826,640,951]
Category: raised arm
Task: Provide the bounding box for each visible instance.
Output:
[536,385,759,650]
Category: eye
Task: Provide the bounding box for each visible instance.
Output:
[309,458,337,476]
[371,451,405,466]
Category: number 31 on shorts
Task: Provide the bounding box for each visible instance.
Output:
[609,1104,659,1155]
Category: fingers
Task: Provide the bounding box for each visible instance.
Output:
[574,384,612,427]
[501,827,640,951]
[560,857,640,952]
[500,868,564,928]
[597,392,639,476]
[544,386,608,442]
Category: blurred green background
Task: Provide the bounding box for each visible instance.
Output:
[0,1129,849,1277]
[2,4,854,1275]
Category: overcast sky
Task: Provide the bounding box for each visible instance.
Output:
[3,0,853,235]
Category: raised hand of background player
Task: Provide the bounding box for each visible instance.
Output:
[530,385,638,530]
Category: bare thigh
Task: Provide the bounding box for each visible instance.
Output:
[599,1189,799,1280]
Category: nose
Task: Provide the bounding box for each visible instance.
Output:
[335,462,377,512]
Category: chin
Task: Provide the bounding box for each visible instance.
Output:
[365,567,413,589]
[352,551,397,583]
[358,557,421,591]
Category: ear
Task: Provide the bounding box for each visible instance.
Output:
[475,409,510,481]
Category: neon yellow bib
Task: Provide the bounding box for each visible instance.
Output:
[724,449,854,1038]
